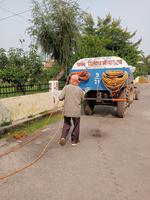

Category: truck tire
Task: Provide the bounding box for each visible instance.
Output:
[83,101,94,115]
[134,88,139,100]
[127,86,134,106]
[117,89,126,118]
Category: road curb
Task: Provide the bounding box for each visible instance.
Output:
[0,107,63,136]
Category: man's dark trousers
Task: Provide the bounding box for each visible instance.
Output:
[61,116,80,142]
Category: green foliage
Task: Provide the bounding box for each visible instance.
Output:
[28,2,145,77]
[71,13,143,72]
[47,64,61,79]
[71,35,116,64]
[82,12,95,35]
[1,3,145,84]
[134,54,150,77]
[134,64,149,77]
[0,113,61,140]
[0,48,43,87]
[28,0,82,69]
[96,14,141,65]
[0,121,12,127]
[40,64,61,83]
[0,48,8,68]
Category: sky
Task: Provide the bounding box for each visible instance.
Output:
[0,0,149,56]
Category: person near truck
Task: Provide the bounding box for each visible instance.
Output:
[59,74,84,146]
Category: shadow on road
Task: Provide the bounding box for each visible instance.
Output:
[93,105,116,117]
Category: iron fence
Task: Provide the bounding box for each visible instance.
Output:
[0,81,66,99]
[0,84,49,98]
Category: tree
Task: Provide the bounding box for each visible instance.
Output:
[82,12,95,35]
[28,0,83,76]
[0,48,8,69]
[134,54,150,76]
[71,34,115,64]
[0,48,43,91]
[141,54,150,74]
[72,14,142,68]
[28,4,144,77]
[96,14,142,66]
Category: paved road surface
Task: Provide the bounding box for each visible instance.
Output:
[0,84,150,200]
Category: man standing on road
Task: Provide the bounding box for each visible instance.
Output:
[59,74,84,146]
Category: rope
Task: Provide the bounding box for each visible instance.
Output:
[0,111,63,181]
[71,71,91,81]
[0,97,64,180]
[0,74,83,180]
[102,70,128,94]
[0,106,62,158]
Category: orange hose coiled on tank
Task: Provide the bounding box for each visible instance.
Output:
[102,70,128,93]
[71,71,91,81]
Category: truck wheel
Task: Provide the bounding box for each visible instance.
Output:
[134,88,139,100]
[129,87,134,105]
[117,89,126,118]
[83,101,94,115]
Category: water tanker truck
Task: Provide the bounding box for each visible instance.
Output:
[70,56,139,118]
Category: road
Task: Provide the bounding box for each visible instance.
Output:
[0,83,150,200]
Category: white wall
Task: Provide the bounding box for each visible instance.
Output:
[0,92,63,126]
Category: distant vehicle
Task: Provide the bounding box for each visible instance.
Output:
[70,56,139,118]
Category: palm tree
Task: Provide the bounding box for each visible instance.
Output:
[140,54,150,74]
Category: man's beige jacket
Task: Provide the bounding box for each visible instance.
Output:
[59,84,84,117]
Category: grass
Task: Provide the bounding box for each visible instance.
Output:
[0,113,62,140]
[0,121,12,127]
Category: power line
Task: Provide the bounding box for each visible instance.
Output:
[0,9,32,21]
[0,6,28,20]
[0,0,7,4]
